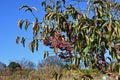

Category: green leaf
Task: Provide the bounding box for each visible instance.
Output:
[18,19,24,29]
[84,57,89,67]
[116,43,120,46]
[117,55,120,60]
[115,21,120,28]
[102,21,108,28]
[110,47,116,59]
[85,35,90,46]
[83,47,89,55]
[25,19,30,30]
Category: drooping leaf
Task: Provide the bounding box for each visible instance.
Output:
[35,39,39,51]
[41,1,46,7]
[84,57,89,67]
[16,36,20,44]
[19,5,29,10]
[110,47,116,59]
[29,41,35,53]
[25,19,30,30]
[54,47,58,55]
[108,14,112,32]
[19,5,32,12]
[107,57,111,62]
[18,19,24,29]
[85,35,90,46]
[31,7,38,12]
[83,47,89,55]
[93,1,103,5]
[111,62,116,71]
[102,21,109,28]
[44,51,49,59]
[32,22,37,30]
[50,0,54,6]
[21,37,26,47]
[25,7,32,12]
[32,22,40,35]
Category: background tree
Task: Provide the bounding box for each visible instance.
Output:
[8,62,21,74]
[17,0,120,76]
[38,56,64,80]
[0,61,6,75]
[0,61,6,70]
[18,59,35,70]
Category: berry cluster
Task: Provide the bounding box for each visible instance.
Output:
[43,32,73,59]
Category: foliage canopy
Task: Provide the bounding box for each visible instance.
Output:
[17,0,120,69]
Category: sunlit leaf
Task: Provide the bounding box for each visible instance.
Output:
[85,35,90,46]
[31,7,38,12]
[102,21,108,28]
[108,14,112,32]
[19,5,29,10]
[29,41,35,53]
[19,5,32,12]
[54,47,58,55]
[111,62,116,71]
[117,55,120,60]
[32,22,38,31]
[81,26,88,30]
[83,47,89,55]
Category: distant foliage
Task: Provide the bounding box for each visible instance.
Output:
[0,61,6,70]
[38,56,64,68]
[8,62,21,73]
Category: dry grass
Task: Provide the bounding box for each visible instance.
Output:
[0,70,118,80]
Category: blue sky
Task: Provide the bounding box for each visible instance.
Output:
[0,0,54,65]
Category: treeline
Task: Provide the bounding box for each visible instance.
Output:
[0,59,36,80]
[0,56,118,80]
[0,56,65,80]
